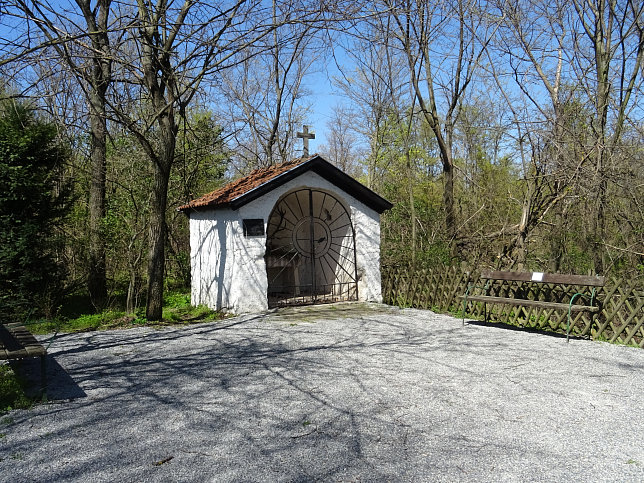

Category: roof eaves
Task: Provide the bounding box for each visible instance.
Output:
[228,156,315,209]
[178,158,310,213]
[308,159,393,213]
[180,154,393,214]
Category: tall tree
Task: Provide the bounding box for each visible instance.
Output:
[1,0,114,308]
[321,105,361,175]
[2,0,321,319]
[114,0,306,319]
[333,27,407,190]
[220,6,317,169]
[0,99,71,322]
[490,0,577,268]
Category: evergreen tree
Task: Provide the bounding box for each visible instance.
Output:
[0,100,70,322]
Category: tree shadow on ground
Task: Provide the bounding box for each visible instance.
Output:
[463,318,587,341]
[3,309,639,482]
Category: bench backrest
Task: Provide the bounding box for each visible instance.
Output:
[480,270,605,287]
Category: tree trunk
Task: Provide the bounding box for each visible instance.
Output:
[145,108,176,320]
[79,0,112,310]
[87,92,108,309]
[145,161,171,320]
[127,270,139,314]
[588,0,612,275]
[406,148,416,269]
[443,154,456,242]
[549,207,565,273]
[431,122,457,247]
[514,204,529,271]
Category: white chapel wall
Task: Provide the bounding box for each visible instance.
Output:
[189,208,267,313]
[189,208,235,310]
[351,200,382,302]
[190,170,383,314]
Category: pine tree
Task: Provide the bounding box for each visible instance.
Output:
[0,100,70,322]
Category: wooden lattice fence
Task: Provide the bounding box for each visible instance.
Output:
[382,266,644,348]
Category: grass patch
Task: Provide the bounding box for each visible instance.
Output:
[159,290,221,325]
[27,310,137,334]
[0,365,35,413]
[26,290,224,335]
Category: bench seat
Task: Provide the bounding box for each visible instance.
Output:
[0,323,47,395]
[460,270,605,342]
[461,295,600,313]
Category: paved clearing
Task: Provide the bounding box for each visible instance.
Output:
[1,303,643,482]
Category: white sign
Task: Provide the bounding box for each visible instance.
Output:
[531,272,544,282]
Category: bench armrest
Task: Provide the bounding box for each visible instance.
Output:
[567,288,599,342]
[461,280,490,325]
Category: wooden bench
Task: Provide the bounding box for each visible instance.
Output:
[0,322,47,395]
[460,270,605,342]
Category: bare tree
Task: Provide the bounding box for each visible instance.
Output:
[320,105,361,175]
[481,0,643,272]
[572,0,644,273]
[379,0,500,249]
[488,0,579,268]
[220,7,317,169]
[332,26,407,190]
[113,0,258,319]
[1,0,323,319]
[112,0,325,319]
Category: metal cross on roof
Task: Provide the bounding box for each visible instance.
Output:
[297,125,315,157]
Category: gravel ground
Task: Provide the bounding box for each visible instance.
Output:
[1,303,643,482]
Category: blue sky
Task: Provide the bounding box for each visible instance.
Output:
[302,56,347,152]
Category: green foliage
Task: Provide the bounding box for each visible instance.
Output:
[101,132,151,303]
[57,108,229,314]
[164,291,191,309]
[0,99,71,323]
[0,365,34,412]
[562,244,594,275]
[26,310,134,334]
[161,290,219,323]
[375,106,452,269]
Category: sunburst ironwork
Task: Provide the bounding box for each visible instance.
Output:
[265,189,358,307]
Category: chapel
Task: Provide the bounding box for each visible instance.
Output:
[179,154,392,313]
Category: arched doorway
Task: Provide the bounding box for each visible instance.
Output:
[265,188,358,307]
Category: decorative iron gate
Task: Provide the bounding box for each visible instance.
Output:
[265,189,358,307]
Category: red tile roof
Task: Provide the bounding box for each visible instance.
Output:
[178,156,313,211]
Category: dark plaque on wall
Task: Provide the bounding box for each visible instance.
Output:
[243,219,265,237]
